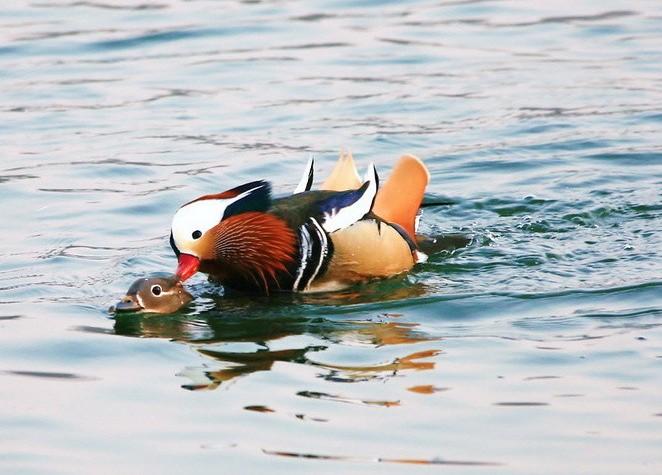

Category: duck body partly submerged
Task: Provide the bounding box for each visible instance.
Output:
[199,201,417,293]
[170,153,429,294]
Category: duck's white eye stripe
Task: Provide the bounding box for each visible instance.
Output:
[171,187,264,252]
[171,199,228,250]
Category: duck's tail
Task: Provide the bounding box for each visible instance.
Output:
[373,154,429,240]
[321,151,429,241]
[321,149,362,191]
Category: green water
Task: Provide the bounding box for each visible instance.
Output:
[1,1,661,473]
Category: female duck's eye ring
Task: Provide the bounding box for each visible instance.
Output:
[151,285,162,296]
[192,230,202,240]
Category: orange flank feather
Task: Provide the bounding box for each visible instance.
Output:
[321,150,362,191]
[206,212,297,291]
[373,154,429,240]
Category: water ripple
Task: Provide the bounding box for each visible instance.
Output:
[2,1,662,473]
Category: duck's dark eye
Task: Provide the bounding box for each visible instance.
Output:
[192,230,202,240]
[151,285,162,296]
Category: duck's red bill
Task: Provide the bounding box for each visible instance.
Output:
[176,254,200,281]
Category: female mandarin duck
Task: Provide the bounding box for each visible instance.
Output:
[170,152,429,293]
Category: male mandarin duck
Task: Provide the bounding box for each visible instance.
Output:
[169,152,430,293]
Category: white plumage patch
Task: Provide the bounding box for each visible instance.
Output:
[308,217,328,283]
[171,186,261,256]
[171,199,227,255]
[293,224,312,290]
[293,217,329,292]
[293,156,314,194]
[414,250,428,263]
[415,210,422,233]
[321,162,378,234]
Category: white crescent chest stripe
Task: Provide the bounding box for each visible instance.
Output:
[293,217,329,292]
[308,217,328,285]
[293,225,312,291]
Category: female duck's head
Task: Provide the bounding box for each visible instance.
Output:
[113,274,192,314]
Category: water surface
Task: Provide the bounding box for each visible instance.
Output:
[1,1,661,473]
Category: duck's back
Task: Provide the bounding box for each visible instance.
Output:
[266,154,429,292]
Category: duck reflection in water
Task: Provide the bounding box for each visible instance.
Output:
[113,286,441,392]
[179,328,441,391]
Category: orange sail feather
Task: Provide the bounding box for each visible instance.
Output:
[321,150,362,191]
[373,154,429,240]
